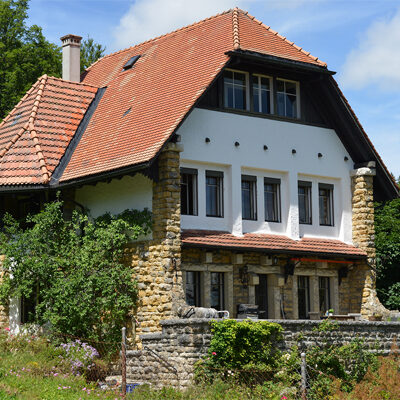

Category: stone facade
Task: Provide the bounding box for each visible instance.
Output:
[124,143,186,341]
[182,247,359,319]
[126,318,400,389]
[0,256,8,329]
[350,165,388,318]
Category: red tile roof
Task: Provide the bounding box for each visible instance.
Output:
[181,230,367,258]
[59,8,326,182]
[0,75,97,185]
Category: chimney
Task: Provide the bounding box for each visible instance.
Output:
[60,34,82,82]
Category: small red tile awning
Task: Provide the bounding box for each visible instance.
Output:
[181,230,367,259]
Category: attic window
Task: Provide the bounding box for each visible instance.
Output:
[123,55,140,70]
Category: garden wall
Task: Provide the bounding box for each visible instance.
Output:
[126,318,400,389]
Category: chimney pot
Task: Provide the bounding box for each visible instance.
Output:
[60,34,82,82]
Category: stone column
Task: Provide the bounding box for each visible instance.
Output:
[350,163,388,318]
[132,143,186,338]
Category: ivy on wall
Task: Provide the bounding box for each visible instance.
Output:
[0,199,152,343]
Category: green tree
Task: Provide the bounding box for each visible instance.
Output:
[0,200,151,342]
[80,36,105,71]
[0,1,105,120]
[0,0,61,119]
[375,198,400,309]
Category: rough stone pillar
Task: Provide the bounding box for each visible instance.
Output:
[132,143,186,339]
[351,163,387,317]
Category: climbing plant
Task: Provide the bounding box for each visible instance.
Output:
[0,199,151,343]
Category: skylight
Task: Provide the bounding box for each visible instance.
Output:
[123,55,140,71]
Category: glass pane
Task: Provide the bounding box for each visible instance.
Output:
[233,71,246,85]
[285,94,297,118]
[253,88,260,112]
[260,90,270,114]
[260,77,270,90]
[277,92,285,116]
[234,86,246,110]
[224,84,234,108]
[223,70,233,84]
[265,187,277,221]
[285,81,297,95]
[210,272,224,310]
[277,79,285,92]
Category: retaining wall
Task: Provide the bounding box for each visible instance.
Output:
[126,318,400,389]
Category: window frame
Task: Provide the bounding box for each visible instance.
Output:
[298,180,312,225]
[206,170,224,218]
[252,74,273,114]
[318,183,334,226]
[180,168,198,216]
[241,175,257,221]
[264,177,281,223]
[223,68,250,111]
[276,77,300,119]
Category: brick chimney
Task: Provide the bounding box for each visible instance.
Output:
[60,34,82,82]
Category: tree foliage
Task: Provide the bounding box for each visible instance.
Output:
[0,0,105,120]
[0,199,152,343]
[375,198,400,310]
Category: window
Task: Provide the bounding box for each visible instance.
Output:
[298,181,312,225]
[277,79,298,118]
[185,271,201,307]
[181,168,198,216]
[224,70,247,110]
[255,274,268,319]
[210,272,225,310]
[206,171,223,217]
[319,184,334,226]
[253,75,272,114]
[298,276,310,319]
[319,277,331,314]
[242,175,257,220]
[264,178,281,222]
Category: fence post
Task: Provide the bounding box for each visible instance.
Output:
[301,352,307,400]
[121,327,127,399]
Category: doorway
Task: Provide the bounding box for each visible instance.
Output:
[255,274,268,319]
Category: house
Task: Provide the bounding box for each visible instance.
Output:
[0,9,398,335]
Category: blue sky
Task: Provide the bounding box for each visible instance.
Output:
[27,0,400,178]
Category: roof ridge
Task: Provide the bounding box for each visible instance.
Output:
[232,7,240,50]
[238,8,327,67]
[28,75,51,183]
[84,9,234,73]
[47,75,99,89]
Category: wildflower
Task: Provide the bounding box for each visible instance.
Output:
[212,352,217,356]
[4,327,10,332]
[281,397,288,400]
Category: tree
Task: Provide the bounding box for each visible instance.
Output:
[375,198,400,310]
[0,0,61,119]
[0,1,105,120]
[80,36,105,71]
[0,200,151,342]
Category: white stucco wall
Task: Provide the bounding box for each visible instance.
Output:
[178,108,354,243]
[75,174,152,218]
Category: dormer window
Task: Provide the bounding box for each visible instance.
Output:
[223,69,248,110]
[277,78,299,118]
[253,75,272,114]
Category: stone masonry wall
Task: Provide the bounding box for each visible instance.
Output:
[126,318,400,389]
[0,256,8,329]
[124,143,186,342]
[351,166,388,318]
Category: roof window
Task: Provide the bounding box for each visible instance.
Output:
[122,55,140,71]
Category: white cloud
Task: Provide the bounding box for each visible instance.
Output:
[112,0,248,49]
[340,8,400,91]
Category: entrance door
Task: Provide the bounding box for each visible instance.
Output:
[255,274,268,319]
[298,276,310,319]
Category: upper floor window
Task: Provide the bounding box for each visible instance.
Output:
[181,168,198,216]
[264,177,281,222]
[210,272,225,310]
[319,183,334,226]
[242,175,257,220]
[298,181,312,225]
[206,170,224,217]
[277,79,298,118]
[253,75,272,114]
[185,271,201,307]
[223,70,247,110]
